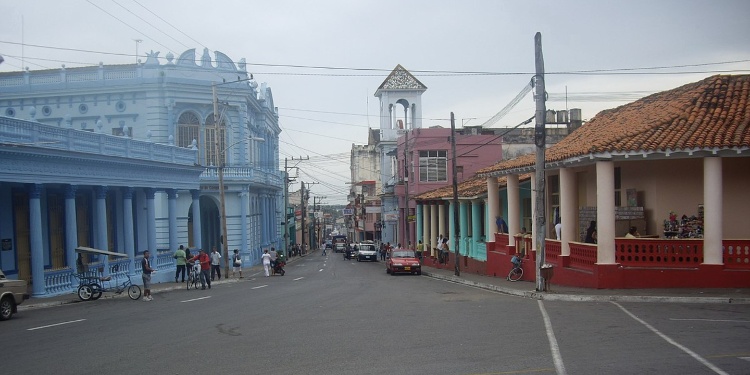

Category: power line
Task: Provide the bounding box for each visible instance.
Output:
[131,0,207,50]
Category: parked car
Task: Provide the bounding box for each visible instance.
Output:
[0,270,29,320]
[386,250,421,275]
[356,242,378,262]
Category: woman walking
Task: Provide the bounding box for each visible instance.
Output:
[261,249,272,277]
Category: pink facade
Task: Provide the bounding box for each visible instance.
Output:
[393,127,503,248]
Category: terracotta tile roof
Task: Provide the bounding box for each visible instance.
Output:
[478,74,750,175]
[414,174,531,200]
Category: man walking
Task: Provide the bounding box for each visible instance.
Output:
[189,249,211,289]
[174,245,187,283]
[210,246,222,281]
[142,250,155,301]
[269,247,278,270]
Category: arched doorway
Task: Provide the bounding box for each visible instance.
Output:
[187,196,221,252]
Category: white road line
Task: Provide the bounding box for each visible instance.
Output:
[252,285,268,289]
[319,268,324,272]
[537,300,568,375]
[27,319,86,331]
[181,296,211,303]
[670,318,750,323]
[613,302,729,375]
[293,277,304,281]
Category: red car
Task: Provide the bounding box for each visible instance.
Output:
[386,250,421,276]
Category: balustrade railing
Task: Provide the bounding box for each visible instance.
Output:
[0,117,196,165]
[44,267,76,296]
[615,238,703,267]
[545,240,561,265]
[723,240,750,269]
[569,242,597,271]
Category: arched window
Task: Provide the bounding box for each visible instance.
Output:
[177,112,200,148]
[205,114,227,166]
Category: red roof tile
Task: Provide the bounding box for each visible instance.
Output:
[478,74,750,175]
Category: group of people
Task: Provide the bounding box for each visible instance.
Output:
[260,247,280,277]
[171,245,245,290]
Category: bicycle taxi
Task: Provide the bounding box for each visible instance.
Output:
[74,247,142,301]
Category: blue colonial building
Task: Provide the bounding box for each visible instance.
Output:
[0,48,284,296]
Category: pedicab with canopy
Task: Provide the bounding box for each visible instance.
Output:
[74,247,142,301]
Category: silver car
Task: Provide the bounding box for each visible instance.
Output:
[356,243,378,262]
[0,270,29,321]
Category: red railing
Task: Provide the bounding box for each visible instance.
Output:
[545,240,561,265]
[616,239,703,267]
[723,240,750,269]
[494,233,510,253]
[569,242,597,271]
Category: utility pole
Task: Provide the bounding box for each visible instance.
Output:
[450,112,460,276]
[300,181,307,256]
[283,158,290,259]
[213,83,231,277]
[533,32,547,291]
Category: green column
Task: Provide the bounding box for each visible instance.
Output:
[459,201,469,256]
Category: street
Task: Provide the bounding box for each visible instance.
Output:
[4,253,750,375]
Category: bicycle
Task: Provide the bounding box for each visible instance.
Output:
[507,257,523,282]
[75,264,142,301]
[186,262,202,290]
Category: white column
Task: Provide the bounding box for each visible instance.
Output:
[487,177,499,235]
[560,167,576,256]
[596,161,616,264]
[703,157,723,264]
[507,174,520,246]
[438,203,446,245]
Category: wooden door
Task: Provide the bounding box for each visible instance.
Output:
[12,191,31,282]
[48,193,66,269]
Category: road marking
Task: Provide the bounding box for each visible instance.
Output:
[252,285,268,289]
[613,302,729,375]
[670,318,750,323]
[181,296,211,303]
[319,269,324,272]
[28,319,86,331]
[740,357,750,362]
[537,300,567,375]
[293,277,304,281]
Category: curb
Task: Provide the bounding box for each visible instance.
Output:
[422,271,750,304]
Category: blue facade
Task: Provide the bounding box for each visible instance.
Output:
[0,48,284,296]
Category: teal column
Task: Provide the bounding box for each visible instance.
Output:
[167,189,178,254]
[64,185,78,277]
[459,201,469,256]
[448,201,455,255]
[415,204,423,249]
[94,186,109,275]
[471,200,481,258]
[123,187,135,276]
[29,184,45,296]
[191,190,203,251]
[240,190,249,257]
[145,188,157,259]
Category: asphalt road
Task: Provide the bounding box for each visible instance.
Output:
[4,253,750,375]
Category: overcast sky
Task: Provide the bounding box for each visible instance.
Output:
[2,0,749,204]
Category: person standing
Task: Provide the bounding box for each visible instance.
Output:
[416,240,424,263]
[141,250,155,301]
[232,249,243,279]
[554,219,562,241]
[210,247,222,281]
[441,237,450,264]
[261,249,272,277]
[436,235,444,263]
[189,249,211,289]
[495,216,509,234]
[174,245,187,283]
[585,221,597,244]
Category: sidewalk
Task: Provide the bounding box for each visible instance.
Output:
[18,254,303,312]
[19,252,750,312]
[422,265,750,304]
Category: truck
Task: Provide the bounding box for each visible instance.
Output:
[332,235,348,253]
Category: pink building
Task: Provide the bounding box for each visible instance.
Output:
[393,126,503,248]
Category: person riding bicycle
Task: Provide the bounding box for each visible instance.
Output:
[511,253,522,269]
